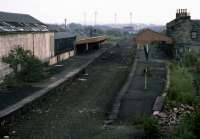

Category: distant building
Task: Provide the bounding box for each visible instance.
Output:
[123,26,135,34]
[0,11,54,79]
[167,9,200,55]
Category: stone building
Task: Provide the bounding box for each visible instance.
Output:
[0,11,54,79]
[167,9,200,55]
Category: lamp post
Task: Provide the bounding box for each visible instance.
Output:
[144,43,149,90]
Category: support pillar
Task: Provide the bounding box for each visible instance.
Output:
[86,43,89,51]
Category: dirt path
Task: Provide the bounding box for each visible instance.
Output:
[3,45,135,139]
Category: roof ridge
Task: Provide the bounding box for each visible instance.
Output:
[0,11,30,16]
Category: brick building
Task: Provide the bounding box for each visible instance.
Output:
[167,9,200,55]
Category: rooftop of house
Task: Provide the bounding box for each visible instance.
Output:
[131,29,173,44]
[0,11,49,33]
[167,9,200,28]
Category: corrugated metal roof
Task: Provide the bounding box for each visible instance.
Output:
[0,11,49,33]
[54,32,76,39]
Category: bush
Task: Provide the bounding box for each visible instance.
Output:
[0,74,25,89]
[1,47,44,89]
[183,51,198,67]
[134,115,160,138]
[168,64,195,104]
[17,56,43,82]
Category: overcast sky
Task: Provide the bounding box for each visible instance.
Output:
[0,0,199,25]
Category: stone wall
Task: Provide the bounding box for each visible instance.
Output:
[0,32,54,79]
[167,19,192,45]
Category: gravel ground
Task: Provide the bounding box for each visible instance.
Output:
[2,45,135,139]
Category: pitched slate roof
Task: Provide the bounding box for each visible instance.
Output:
[0,11,49,33]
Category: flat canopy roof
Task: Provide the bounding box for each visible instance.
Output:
[76,36,107,45]
[132,29,174,44]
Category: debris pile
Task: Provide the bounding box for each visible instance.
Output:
[153,104,195,134]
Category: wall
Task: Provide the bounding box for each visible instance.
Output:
[49,50,75,65]
[167,19,192,45]
[0,32,54,79]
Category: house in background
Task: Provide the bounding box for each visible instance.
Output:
[0,11,54,79]
[167,9,200,56]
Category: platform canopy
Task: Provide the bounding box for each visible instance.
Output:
[76,36,107,45]
[133,29,174,45]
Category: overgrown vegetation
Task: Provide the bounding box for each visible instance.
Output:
[134,115,160,138]
[0,47,44,89]
[165,50,200,138]
[167,63,195,105]
[182,50,198,67]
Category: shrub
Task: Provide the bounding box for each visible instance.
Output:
[1,47,44,89]
[168,64,195,104]
[0,74,25,89]
[183,51,198,67]
[134,115,160,138]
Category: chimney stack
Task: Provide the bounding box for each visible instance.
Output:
[176,9,190,19]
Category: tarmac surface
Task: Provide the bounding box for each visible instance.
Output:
[119,45,167,121]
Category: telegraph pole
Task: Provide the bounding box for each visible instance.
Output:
[114,13,117,25]
[130,12,133,25]
[94,11,98,26]
[84,12,87,26]
[64,18,67,30]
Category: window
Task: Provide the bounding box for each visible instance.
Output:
[191,31,197,39]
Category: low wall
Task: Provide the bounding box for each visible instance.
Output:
[49,50,75,65]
